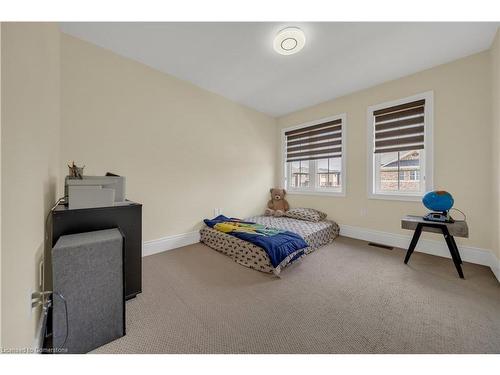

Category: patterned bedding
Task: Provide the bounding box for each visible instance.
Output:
[200,215,339,275]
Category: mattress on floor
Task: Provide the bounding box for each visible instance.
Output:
[200,215,339,275]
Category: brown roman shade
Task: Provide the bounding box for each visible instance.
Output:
[285,118,343,162]
[373,99,425,154]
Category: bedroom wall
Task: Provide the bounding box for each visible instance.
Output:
[60,34,277,243]
[0,22,3,349]
[491,29,500,263]
[1,23,61,349]
[276,51,492,252]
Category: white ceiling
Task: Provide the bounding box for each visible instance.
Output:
[59,22,499,117]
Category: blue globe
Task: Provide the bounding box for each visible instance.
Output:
[422,191,454,212]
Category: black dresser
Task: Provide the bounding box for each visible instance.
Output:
[51,201,142,299]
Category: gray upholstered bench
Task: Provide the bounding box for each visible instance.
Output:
[52,228,125,353]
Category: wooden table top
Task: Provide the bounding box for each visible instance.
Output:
[401,215,469,238]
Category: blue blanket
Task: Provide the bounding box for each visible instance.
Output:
[203,215,308,268]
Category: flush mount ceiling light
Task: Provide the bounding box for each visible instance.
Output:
[273,27,306,55]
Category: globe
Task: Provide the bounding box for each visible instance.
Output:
[422,190,454,212]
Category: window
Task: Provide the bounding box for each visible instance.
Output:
[367,92,433,200]
[317,158,341,188]
[283,114,346,196]
[289,160,310,188]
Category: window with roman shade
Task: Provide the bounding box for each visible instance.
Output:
[285,118,343,162]
[283,114,346,195]
[368,92,433,200]
[373,99,425,154]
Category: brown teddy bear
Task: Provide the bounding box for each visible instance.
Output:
[265,188,290,217]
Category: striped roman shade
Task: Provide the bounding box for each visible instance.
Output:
[373,99,425,154]
[285,118,342,162]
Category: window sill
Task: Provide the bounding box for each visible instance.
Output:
[287,190,346,197]
[368,192,423,202]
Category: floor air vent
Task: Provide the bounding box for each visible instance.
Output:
[368,242,394,250]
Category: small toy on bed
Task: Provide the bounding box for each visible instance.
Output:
[265,188,289,217]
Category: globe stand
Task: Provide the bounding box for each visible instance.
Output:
[423,210,454,223]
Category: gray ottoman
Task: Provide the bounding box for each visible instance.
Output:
[52,228,125,353]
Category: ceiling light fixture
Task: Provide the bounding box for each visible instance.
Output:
[273,27,306,56]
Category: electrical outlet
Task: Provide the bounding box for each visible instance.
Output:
[30,290,48,318]
[360,208,367,217]
[213,208,221,216]
[29,289,35,317]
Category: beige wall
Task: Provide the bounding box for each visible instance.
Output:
[60,34,277,242]
[0,22,3,349]
[1,23,61,349]
[277,51,492,250]
[492,29,500,261]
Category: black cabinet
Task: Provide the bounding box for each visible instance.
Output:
[51,202,142,299]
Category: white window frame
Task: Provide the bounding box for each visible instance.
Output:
[281,113,347,197]
[367,91,434,201]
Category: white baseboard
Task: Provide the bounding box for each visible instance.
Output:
[142,231,200,257]
[340,224,500,282]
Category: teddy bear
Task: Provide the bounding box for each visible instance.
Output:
[265,188,290,217]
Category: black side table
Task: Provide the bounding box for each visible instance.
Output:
[401,215,469,279]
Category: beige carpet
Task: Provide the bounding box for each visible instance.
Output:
[94,236,500,354]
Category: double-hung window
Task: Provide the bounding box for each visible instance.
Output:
[283,114,346,196]
[367,92,433,200]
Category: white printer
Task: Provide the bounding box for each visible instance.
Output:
[65,175,126,209]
